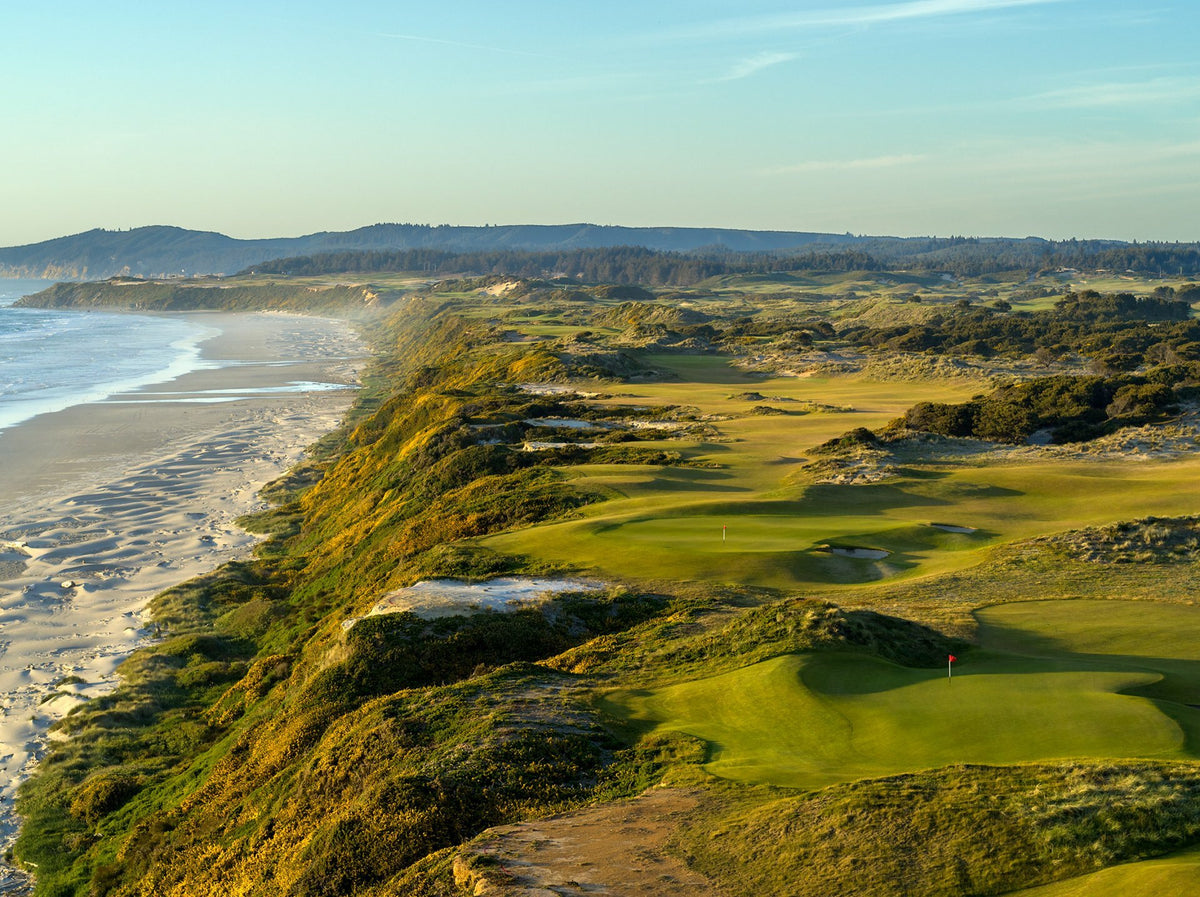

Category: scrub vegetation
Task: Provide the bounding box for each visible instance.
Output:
[14,257,1200,895]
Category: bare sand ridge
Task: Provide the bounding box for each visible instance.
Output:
[343,577,605,628]
[457,788,719,896]
[0,312,364,883]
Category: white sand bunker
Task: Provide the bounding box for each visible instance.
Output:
[523,441,602,451]
[515,383,599,398]
[930,522,977,534]
[344,577,605,628]
[816,545,891,560]
[523,418,612,430]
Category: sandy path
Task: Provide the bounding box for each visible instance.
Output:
[458,788,721,896]
[0,312,365,891]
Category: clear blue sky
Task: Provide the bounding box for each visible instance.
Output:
[3,0,1198,245]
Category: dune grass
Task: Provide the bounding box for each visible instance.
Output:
[605,600,1200,790]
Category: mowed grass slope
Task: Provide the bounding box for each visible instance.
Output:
[1012,846,1200,896]
[483,355,1200,589]
[605,600,1200,790]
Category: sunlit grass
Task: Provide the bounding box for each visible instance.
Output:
[1013,846,1200,896]
[605,600,1200,790]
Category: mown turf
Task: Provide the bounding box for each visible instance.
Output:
[606,600,1200,789]
[479,355,1200,590]
[1011,846,1200,896]
[487,457,1200,589]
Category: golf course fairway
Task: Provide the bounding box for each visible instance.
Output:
[607,600,1200,790]
[1013,845,1200,895]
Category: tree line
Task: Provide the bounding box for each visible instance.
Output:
[240,240,1200,285]
[844,290,1200,370]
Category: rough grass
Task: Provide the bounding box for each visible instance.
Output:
[676,763,1200,897]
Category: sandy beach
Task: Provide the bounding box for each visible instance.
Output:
[0,311,365,881]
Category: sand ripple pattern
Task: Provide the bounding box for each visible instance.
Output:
[0,313,363,892]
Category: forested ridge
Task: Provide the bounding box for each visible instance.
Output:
[244,241,1200,284]
[3,221,1200,282]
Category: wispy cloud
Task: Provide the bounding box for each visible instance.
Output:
[712,51,799,82]
[764,154,927,175]
[1028,77,1200,108]
[377,32,559,60]
[973,137,1200,172]
[668,0,1067,41]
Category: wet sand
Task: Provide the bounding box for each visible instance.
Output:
[0,311,365,887]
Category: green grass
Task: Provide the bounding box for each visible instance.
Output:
[977,599,1200,661]
[1012,846,1200,895]
[605,600,1200,790]
[486,455,1200,589]
[475,356,1200,590]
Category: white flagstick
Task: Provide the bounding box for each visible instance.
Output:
[722,524,726,543]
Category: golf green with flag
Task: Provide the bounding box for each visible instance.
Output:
[607,600,1200,790]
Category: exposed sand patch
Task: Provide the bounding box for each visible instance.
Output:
[344,577,604,629]
[457,788,718,896]
[484,280,523,297]
[515,383,600,398]
[522,441,602,451]
[0,312,364,889]
[817,545,892,560]
[931,523,977,534]
[523,418,611,430]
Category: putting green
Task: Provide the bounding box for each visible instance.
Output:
[606,601,1200,790]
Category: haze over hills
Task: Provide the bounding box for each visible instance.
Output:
[3,223,1197,284]
[0,223,863,280]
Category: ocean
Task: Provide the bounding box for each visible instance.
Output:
[0,280,216,433]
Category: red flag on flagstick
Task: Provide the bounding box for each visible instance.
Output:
[948,655,957,662]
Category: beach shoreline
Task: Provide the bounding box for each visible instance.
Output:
[0,311,366,888]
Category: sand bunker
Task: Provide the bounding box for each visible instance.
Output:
[817,545,891,560]
[930,523,977,534]
[515,383,599,398]
[628,420,685,430]
[523,418,610,430]
[344,577,604,628]
[523,441,602,451]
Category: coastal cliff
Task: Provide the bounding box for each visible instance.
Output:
[15,273,1200,896]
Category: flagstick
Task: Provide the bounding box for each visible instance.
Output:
[948,656,952,682]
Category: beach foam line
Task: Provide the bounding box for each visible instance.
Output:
[0,315,220,434]
[0,312,366,889]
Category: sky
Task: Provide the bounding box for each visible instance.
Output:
[1,0,1198,245]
